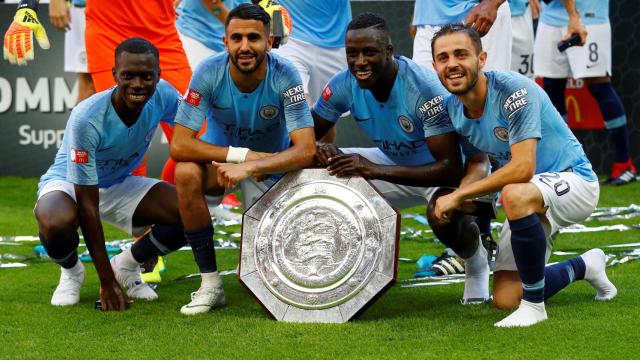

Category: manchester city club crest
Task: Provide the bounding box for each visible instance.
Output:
[259,105,280,120]
[398,116,414,133]
[493,127,509,142]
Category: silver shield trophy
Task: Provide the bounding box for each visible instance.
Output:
[239,169,400,323]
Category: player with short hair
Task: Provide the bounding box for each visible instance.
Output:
[313,13,494,304]
[429,24,616,327]
[535,0,636,185]
[35,38,188,311]
[151,3,316,315]
[411,0,513,72]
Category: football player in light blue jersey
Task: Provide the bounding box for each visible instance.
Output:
[430,24,616,327]
[35,38,191,311]
[169,4,316,315]
[535,0,636,185]
[314,13,497,304]
[272,0,351,143]
[176,0,250,69]
[412,0,512,72]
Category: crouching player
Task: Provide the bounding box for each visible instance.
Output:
[35,38,188,310]
[127,4,316,315]
[428,24,617,327]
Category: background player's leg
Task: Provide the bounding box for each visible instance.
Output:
[542,77,568,121]
[585,76,636,184]
[34,191,84,306]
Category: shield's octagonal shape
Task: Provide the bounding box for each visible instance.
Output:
[240,169,399,323]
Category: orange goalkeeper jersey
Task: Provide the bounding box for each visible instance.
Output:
[85,0,190,73]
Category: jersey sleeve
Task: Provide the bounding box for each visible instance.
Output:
[157,80,181,126]
[422,93,457,138]
[174,59,218,132]
[276,59,314,133]
[66,114,100,186]
[312,70,352,123]
[500,77,543,145]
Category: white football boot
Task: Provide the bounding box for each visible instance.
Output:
[51,261,85,306]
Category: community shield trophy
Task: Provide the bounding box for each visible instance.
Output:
[239,169,400,323]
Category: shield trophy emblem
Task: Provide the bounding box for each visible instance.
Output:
[239,169,400,323]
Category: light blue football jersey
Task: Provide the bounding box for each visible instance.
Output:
[413,0,480,26]
[278,0,351,48]
[175,52,313,152]
[176,0,250,53]
[313,56,454,166]
[39,80,180,190]
[540,0,608,26]
[508,0,528,17]
[429,71,596,181]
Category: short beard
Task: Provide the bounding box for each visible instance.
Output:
[230,51,264,75]
[448,69,479,95]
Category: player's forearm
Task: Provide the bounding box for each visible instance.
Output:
[481,0,505,6]
[170,128,228,163]
[456,159,534,201]
[249,131,316,176]
[459,154,490,188]
[369,159,464,188]
[562,0,580,19]
[74,185,116,284]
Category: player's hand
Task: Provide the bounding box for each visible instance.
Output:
[257,0,292,45]
[245,150,274,162]
[326,153,377,179]
[434,190,463,220]
[99,279,127,312]
[316,144,342,166]
[202,0,227,17]
[3,7,50,65]
[566,15,587,46]
[49,0,70,32]
[212,161,255,188]
[529,0,541,20]
[463,0,500,37]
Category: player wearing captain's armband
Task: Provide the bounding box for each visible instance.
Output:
[144,4,316,315]
[313,13,495,305]
[429,24,616,327]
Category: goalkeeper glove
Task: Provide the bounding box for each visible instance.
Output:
[257,0,292,48]
[3,1,50,65]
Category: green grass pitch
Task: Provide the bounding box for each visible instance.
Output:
[1,176,639,359]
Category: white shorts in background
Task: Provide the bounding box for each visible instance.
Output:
[494,171,600,271]
[341,147,438,209]
[272,37,346,106]
[64,6,88,73]
[37,176,162,235]
[178,31,218,70]
[412,1,512,71]
[534,21,612,79]
[510,5,535,78]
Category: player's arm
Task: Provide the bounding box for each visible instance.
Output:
[561,0,587,45]
[3,0,50,65]
[464,0,505,36]
[213,127,316,188]
[49,0,70,32]
[74,184,127,311]
[459,151,491,188]
[202,0,229,23]
[325,131,465,187]
[312,111,343,166]
[435,138,537,218]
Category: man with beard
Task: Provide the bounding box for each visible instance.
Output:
[160,4,316,315]
[35,38,188,311]
[313,13,494,304]
[429,24,616,327]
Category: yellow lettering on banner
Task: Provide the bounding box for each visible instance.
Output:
[565,95,581,123]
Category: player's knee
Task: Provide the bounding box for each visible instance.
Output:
[427,189,479,259]
[500,184,528,213]
[37,210,77,241]
[174,162,203,189]
[492,271,522,309]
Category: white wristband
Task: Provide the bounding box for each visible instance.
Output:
[226,146,249,163]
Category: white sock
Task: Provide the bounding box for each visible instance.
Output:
[494,300,548,328]
[201,272,223,288]
[581,249,617,301]
[62,259,83,275]
[462,238,490,303]
[119,248,142,269]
